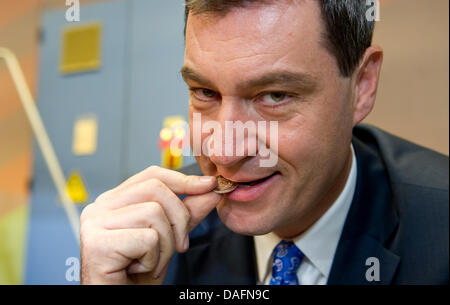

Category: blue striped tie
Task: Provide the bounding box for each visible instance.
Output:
[269,240,305,285]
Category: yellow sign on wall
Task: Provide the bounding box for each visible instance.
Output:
[72,114,98,156]
[66,171,88,204]
[60,23,102,74]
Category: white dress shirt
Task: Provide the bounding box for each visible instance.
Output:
[254,145,357,285]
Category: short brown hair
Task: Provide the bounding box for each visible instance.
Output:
[184,0,374,77]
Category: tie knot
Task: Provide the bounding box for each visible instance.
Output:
[270,240,305,285]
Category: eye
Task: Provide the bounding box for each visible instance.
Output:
[191,88,219,101]
[262,92,288,103]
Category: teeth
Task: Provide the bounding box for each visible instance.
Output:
[214,173,275,194]
[237,184,251,189]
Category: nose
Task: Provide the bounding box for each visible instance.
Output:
[206,97,258,168]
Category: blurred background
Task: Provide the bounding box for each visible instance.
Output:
[0,0,448,284]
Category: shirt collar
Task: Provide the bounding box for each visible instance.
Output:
[254,145,357,282]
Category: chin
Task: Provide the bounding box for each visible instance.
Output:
[216,200,279,236]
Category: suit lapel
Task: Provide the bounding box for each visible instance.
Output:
[327,235,400,285]
[327,137,400,284]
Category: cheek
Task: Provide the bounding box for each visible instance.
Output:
[276,116,321,169]
[188,110,218,174]
[275,103,349,179]
[320,77,355,131]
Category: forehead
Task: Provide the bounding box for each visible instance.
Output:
[184,0,335,77]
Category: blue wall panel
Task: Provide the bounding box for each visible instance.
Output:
[27,0,195,284]
[26,0,130,284]
[125,0,196,177]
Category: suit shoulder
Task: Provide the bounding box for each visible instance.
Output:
[178,162,203,176]
[353,124,449,192]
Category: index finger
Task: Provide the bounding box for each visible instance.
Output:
[118,165,217,195]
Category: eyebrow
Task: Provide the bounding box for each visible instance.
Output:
[180,66,318,93]
[180,66,215,88]
[237,71,318,93]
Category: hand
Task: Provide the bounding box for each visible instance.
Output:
[80,165,220,284]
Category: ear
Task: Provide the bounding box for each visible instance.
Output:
[352,45,383,126]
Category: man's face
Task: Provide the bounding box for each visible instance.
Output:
[183,0,356,237]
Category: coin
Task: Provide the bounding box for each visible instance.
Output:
[213,175,238,194]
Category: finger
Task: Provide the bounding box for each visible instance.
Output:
[183,191,222,232]
[103,228,160,275]
[131,263,170,285]
[98,181,190,252]
[96,202,176,273]
[117,165,216,195]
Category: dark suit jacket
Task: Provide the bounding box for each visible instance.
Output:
[164,124,449,285]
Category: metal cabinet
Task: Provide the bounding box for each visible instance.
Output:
[26,0,192,284]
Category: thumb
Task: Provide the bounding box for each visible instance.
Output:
[183,191,222,232]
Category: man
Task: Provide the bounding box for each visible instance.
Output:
[80,0,448,285]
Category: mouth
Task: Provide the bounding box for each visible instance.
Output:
[215,172,281,202]
[235,172,279,188]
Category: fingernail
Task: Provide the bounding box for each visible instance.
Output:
[199,176,215,183]
[183,235,190,250]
